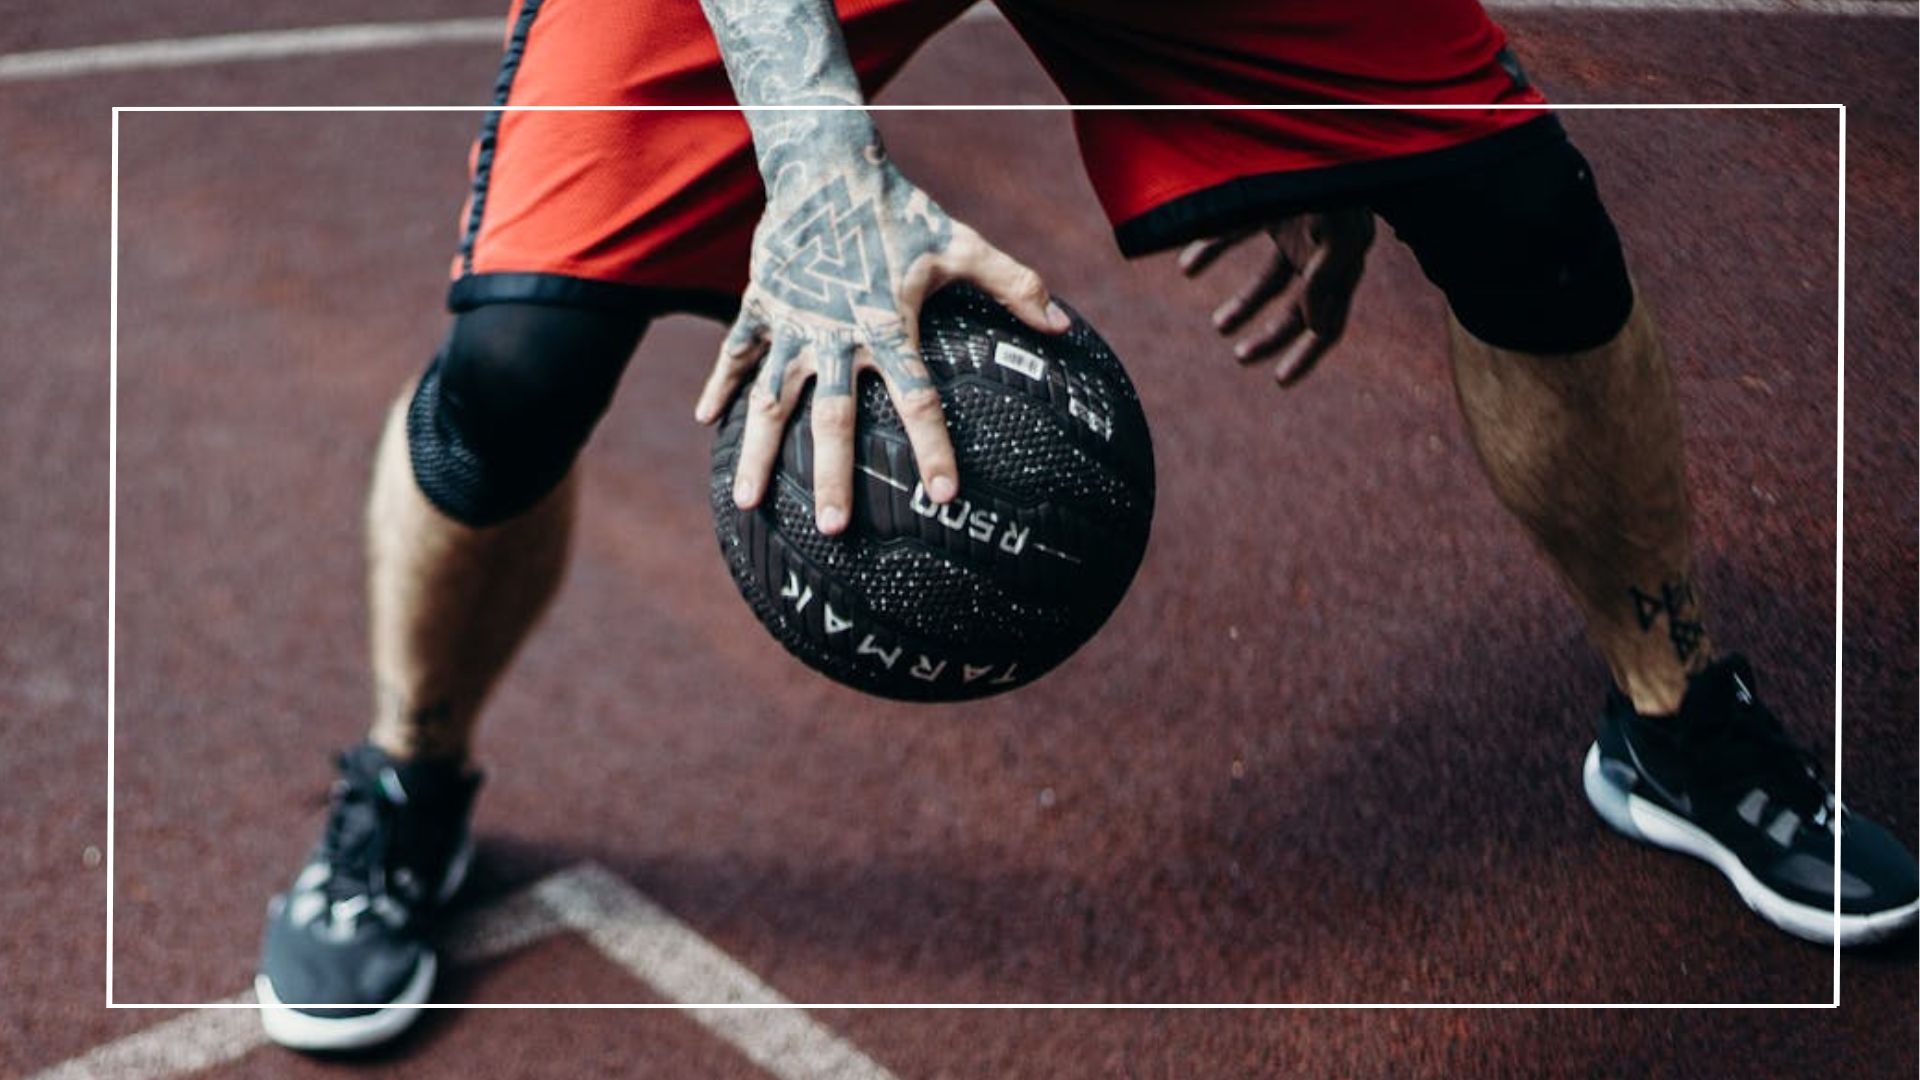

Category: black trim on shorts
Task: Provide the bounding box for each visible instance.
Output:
[457,0,549,276]
[1112,113,1567,258]
[449,271,742,323]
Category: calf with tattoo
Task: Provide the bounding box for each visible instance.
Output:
[256,0,1915,1050]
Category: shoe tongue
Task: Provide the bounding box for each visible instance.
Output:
[1677,657,1829,813]
[1684,654,1757,719]
[341,743,476,806]
[323,745,475,907]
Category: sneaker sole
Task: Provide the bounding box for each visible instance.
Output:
[1583,743,1918,948]
[255,955,435,1051]
[256,836,474,1052]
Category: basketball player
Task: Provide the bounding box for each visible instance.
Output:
[254,0,1917,1050]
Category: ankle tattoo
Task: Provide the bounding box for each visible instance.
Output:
[1628,579,1707,667]
[373,681,465,761]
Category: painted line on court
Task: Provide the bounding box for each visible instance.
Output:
[25,887,565,1080]
[28,863,896,1080]
[0,19,502,83]
[20,996,264,1080]
[537,864,901,1080]
[1,1,1913,83]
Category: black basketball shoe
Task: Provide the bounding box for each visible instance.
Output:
[257,742,481,1050]
[1584,655,1917,946]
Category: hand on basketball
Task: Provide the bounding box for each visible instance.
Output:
[695,153,1069,537]
[1178,208,1376,385]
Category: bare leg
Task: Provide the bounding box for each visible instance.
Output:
[1449,289,1708,715]
[364,388,576,762]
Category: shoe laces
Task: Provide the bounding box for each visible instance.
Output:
[1679,658,1835,823]
[315,752,407,908]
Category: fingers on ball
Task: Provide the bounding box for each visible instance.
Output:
[731,344,806,508]
[952,233,1068,334]
[809,393,857,534]
[697,312,770,422]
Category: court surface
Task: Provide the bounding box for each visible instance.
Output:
[2,2,1915,1078]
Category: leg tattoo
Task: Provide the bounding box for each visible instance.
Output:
[1628,579,1708,666]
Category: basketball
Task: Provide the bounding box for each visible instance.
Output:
[709,284,1155,702]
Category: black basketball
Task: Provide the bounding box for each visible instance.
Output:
[710,284,1155,702]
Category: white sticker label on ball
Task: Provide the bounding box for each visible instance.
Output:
[992,341,1048,380]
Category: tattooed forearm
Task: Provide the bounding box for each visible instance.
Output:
[698,0,952,386]
[699,0,955,304]
[692,0,1045,526]
[698,0,859,108]
[697,0,871,179]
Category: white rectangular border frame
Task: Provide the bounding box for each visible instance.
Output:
[106,102,1849,1010]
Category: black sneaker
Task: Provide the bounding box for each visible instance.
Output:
[256,742,481,1050]
[1584,655,1917,946]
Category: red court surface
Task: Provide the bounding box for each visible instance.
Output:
[2,3,1916,1079]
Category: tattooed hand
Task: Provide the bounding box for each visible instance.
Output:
[693,0,1068,536]
[1178,209,1376,386]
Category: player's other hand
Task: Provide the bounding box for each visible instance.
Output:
[695,152,1069,538]
[1178,208,1375,386]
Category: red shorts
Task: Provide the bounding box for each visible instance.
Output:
[450,0,1553,319]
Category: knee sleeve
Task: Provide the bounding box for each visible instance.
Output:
[407,303,647,526]
[1372,133,1634,354]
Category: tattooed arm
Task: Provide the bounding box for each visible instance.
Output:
[692,0,1070,536]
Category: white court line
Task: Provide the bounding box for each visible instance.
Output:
[28,886,565,1080]
[1,1,1913,82]
[30,863,896,1080]
[0,19,502,82]
[538,865,900,1080]
[20,996,263,1080]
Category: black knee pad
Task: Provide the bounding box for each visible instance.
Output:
[1372,132,1634,354]
[407,303,647,526]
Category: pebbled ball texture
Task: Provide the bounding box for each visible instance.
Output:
[711,284,1155,703]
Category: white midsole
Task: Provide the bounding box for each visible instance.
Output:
[257,834,474,1051]
[256,954,435,1051]
[1583,743,1917,947]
